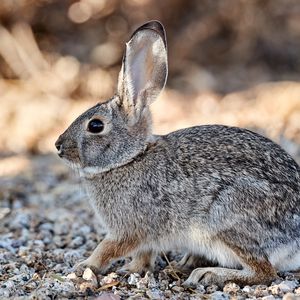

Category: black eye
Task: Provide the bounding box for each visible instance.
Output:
[87,119,104,133]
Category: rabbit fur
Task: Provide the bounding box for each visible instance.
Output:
[56,21,300,287]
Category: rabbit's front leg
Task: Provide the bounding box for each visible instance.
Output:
[75,237,139,275]
[118,250,156,275]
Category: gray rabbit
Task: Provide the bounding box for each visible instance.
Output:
[55,21,300,287]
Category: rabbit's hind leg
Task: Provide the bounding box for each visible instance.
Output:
[172,253,217,273]
[183,256,278,288]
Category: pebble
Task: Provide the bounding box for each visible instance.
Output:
[171,285,184,292]
[128,273,141,286]
[146,289,164,299]
[278,281,298,293]
[254,285,269,297]
[63,250,83,267]
[223,282,240,294]
[82,268,98,287]
[295,287,300,294]
[242,285,254,293]
[100,272,119,286]
[67,272,78,280]
[207,284,219,293]
[69,236,84,248]
[210,291,230,300]
[283,293,300,300]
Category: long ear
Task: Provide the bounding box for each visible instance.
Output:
[117,20,168,122]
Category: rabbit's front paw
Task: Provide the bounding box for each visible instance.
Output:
[74,258,103,276]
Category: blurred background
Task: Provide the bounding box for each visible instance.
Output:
[1,0,300,158]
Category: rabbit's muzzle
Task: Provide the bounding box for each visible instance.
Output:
[55,134,79,163]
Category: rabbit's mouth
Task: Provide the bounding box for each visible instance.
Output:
[57,147,80,161]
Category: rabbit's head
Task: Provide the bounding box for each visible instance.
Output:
[55,21,168,174]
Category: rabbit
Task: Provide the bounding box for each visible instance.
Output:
[55,20,300,287]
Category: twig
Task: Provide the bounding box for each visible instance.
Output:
[162,251,180,281]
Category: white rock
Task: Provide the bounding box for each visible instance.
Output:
[278,281,298,293]
[283,292,300,300]
[66,272,78,280]
[100,272,118,286]
[82,267,98,286]
[211,291,230,300]
[146,289,164,299]
[242,285,253,293]
[128,273,140,286]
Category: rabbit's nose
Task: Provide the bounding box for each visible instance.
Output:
[55,137,63,155]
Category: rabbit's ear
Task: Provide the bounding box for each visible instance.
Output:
[117,21,168,121]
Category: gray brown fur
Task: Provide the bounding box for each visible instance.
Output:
[55,21,300,287]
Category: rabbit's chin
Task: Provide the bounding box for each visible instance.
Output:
[61,157,82,172]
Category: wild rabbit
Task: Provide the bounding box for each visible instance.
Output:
[55,21,300,287]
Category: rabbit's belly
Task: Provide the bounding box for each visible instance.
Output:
[156,226,242,268]
[269,243,300,271]
[184,227,242,268]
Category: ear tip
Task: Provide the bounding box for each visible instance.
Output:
[132,20,167,47]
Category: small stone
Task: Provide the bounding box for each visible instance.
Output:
[262,295,276,300]
[145,272,157,289]
[78,225,91,235]
[63,250,82,267]
[164,290,173,298]
[136,277,148,290]
[242,285,253,294]
[207,284,219,293]
[83,268,98,287]
[39,222,53,231]
[295,287,300,294]
[269,284,281,295]
[96,293,121,300]
[254,285,269,297]
[223,282,240,294]
[69,236,84,248]
[67,272,78,280]
[283,293,300,300]
[100,272,118,286]
[195,284,206,294]
[210,291,230,300]
[79,281,97,292]
[146,289,164,299]
[278,281,298,293]
[171,285,184,292]
[128,273,140,286]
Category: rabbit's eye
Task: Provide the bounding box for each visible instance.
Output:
[87,119,104,133]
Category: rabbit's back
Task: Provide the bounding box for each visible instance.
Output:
[168,125,300,186]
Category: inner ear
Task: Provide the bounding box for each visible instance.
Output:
[117,21,168,121]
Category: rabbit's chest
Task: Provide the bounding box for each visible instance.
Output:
[83,177,135,226]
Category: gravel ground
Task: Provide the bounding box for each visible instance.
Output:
[1,154,300,299]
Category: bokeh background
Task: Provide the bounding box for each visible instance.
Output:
[1,0,300,164]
